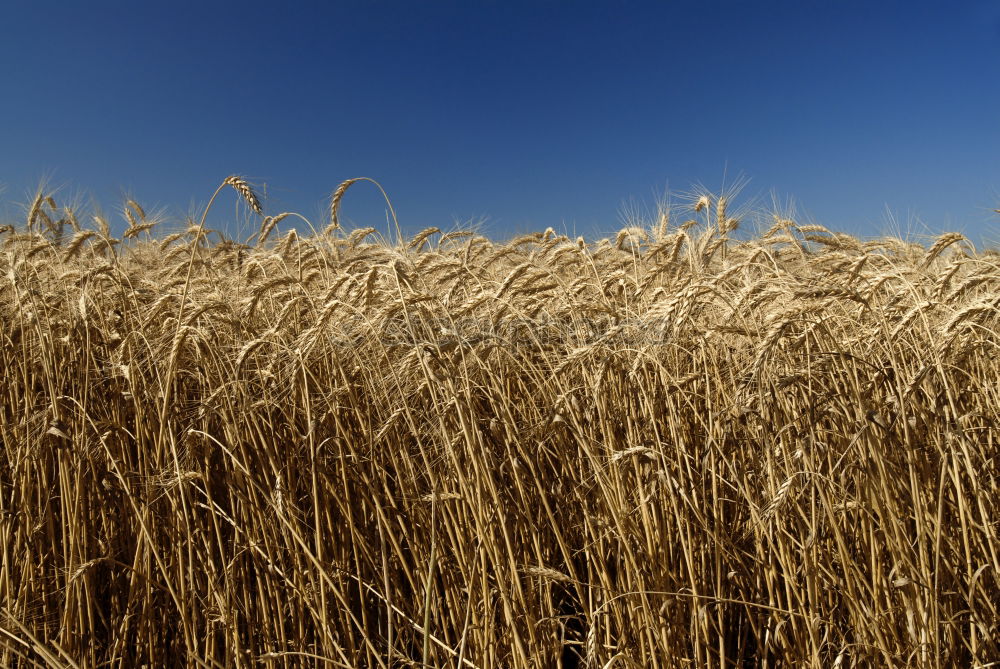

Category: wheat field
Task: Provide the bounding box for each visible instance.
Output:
[0,178,997,667]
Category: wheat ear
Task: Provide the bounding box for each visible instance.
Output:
[327,177,401,242]
[223,176,263,215]
[921,232,964,268]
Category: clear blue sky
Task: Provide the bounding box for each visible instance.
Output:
[2,0,999,243]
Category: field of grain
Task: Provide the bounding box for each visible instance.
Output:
[1,178,997,667]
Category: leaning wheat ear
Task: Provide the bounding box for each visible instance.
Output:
[224,176,263,215]
[26,191,46,231]
[921,232,965,268]
[327,178,363,232]
[258,213,293,244]
[326,176,400,242]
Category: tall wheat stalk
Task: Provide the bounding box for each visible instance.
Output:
[0,183,996,668]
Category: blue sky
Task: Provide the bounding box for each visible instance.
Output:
[1,0,999,243]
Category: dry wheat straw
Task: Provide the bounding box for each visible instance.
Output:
[1,183,997,668]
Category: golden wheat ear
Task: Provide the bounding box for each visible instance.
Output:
[258,213,293,244]
[326,176,401,241]
[328,177,363,232]
[223,176,263,215]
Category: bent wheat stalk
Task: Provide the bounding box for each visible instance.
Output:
[327,176,401,243]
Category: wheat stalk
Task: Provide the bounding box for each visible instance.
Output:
[2,181,998,667]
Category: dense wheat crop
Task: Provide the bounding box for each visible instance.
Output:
[0,179,997,668]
